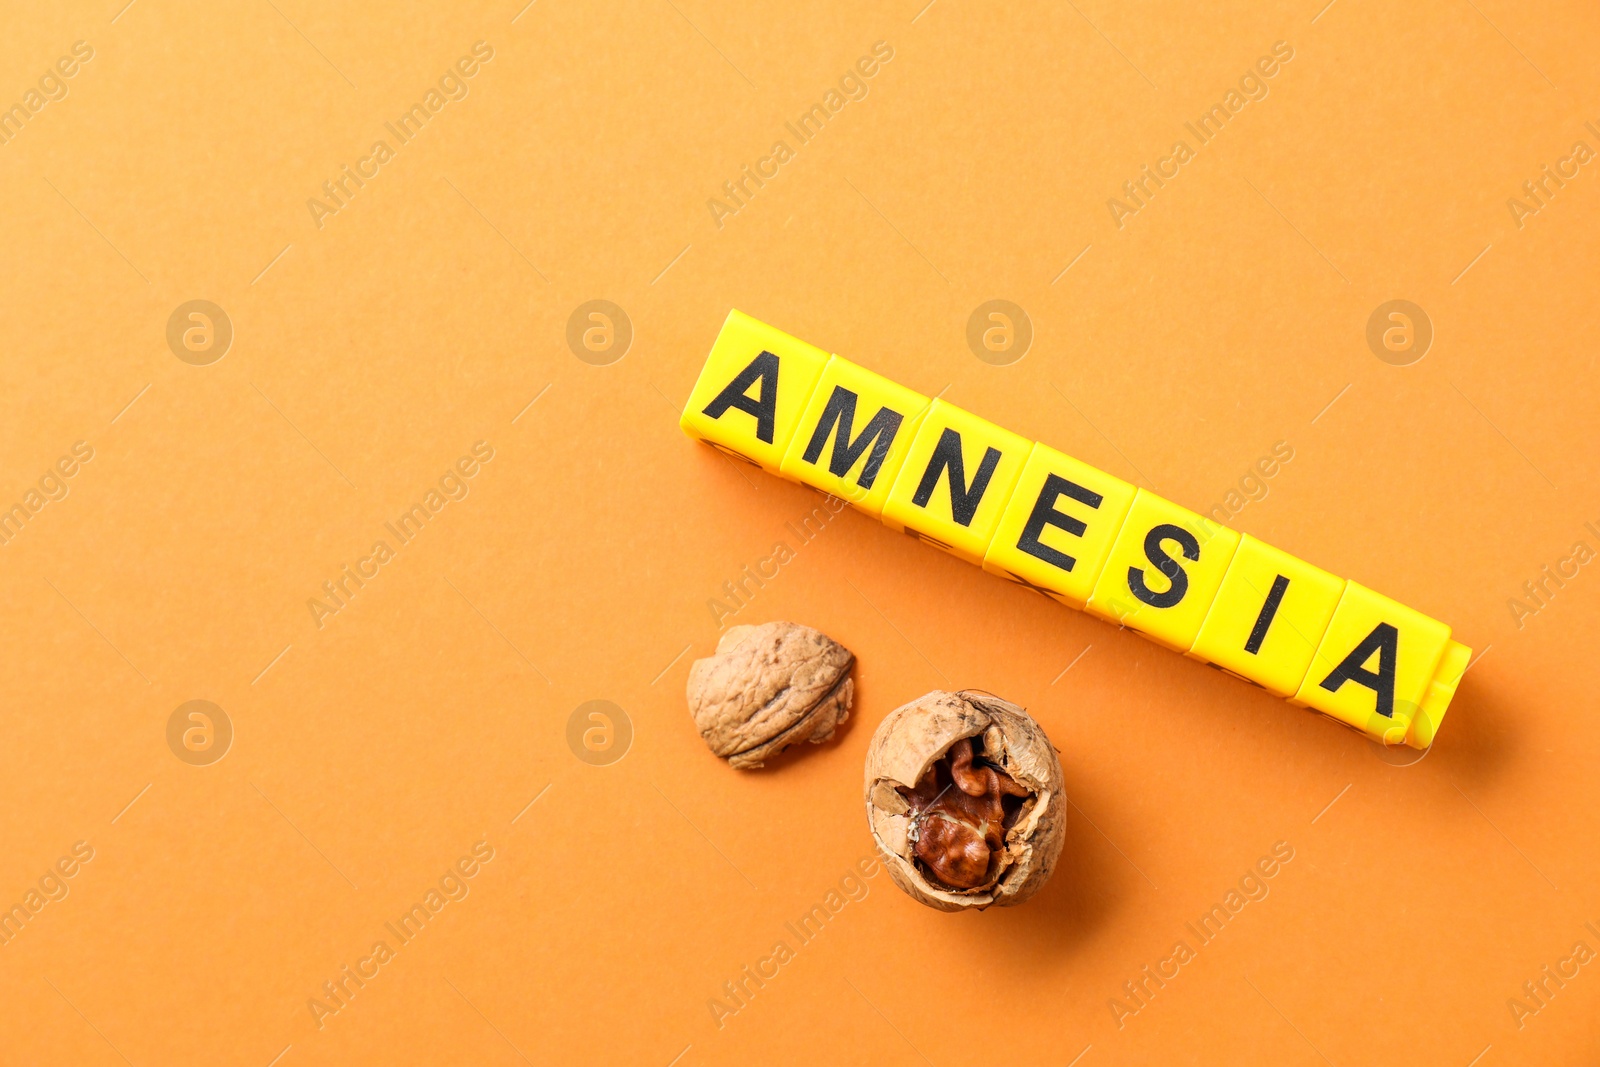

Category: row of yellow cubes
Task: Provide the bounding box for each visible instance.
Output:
[680,311,1470,748]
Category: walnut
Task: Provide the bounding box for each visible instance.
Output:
[687,622,855,769]
[864,690,1065,911]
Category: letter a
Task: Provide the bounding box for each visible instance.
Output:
[707,197,738,229]
[1107,198,1138,229]
[308,198,339,229]
[1506,197,1538,229]
[1318,622,1398,717]
[701,352,780,443]
[308,998,338,1029]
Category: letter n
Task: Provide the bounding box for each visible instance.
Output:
[911,428,1000,526]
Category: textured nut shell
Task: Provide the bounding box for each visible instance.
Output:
[864,690,1065,911]
[687,622,854,769]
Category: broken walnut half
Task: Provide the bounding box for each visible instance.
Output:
[865,690,1065,911]
[687,622,854,769]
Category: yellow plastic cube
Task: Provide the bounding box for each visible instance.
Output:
[882,399,1031,564]
[1292,581,1452,745]
[981,443,1137,607]
[679,310,828,473]
[1086,489,1241,651]
[1408,638,1471,749]
[1190,536,1345,696]
[779,356,930,516]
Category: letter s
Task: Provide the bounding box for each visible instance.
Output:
[472,839,495,862]
[1272,840,1295,862]
[471,440,495,463]
[1271,40,1294,62]
[73,41,95,62]
[72,840,95,862]
[1128,523,1199,608]
[72,440,94,463]
[872,40,895,62]
[472,40,495,62]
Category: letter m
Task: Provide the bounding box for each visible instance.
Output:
[800,386,904,488]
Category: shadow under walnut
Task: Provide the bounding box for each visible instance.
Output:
[686,622,855,770]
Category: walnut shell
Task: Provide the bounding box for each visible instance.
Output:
[864,690,1065,911]
[687,622,855,769]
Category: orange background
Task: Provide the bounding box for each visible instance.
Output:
[2,0,1598,1063]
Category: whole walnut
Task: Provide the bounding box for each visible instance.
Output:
[864,690,1065,911]
[687,622,855,769]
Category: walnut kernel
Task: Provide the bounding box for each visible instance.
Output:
[864,690,1065,910]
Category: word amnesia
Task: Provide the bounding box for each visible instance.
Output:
[680,310,1470,749]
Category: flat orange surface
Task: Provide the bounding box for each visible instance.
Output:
[3,1,1598,1064]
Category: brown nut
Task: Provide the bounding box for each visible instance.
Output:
[864,690,1065,911]
[687,622,854,769]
